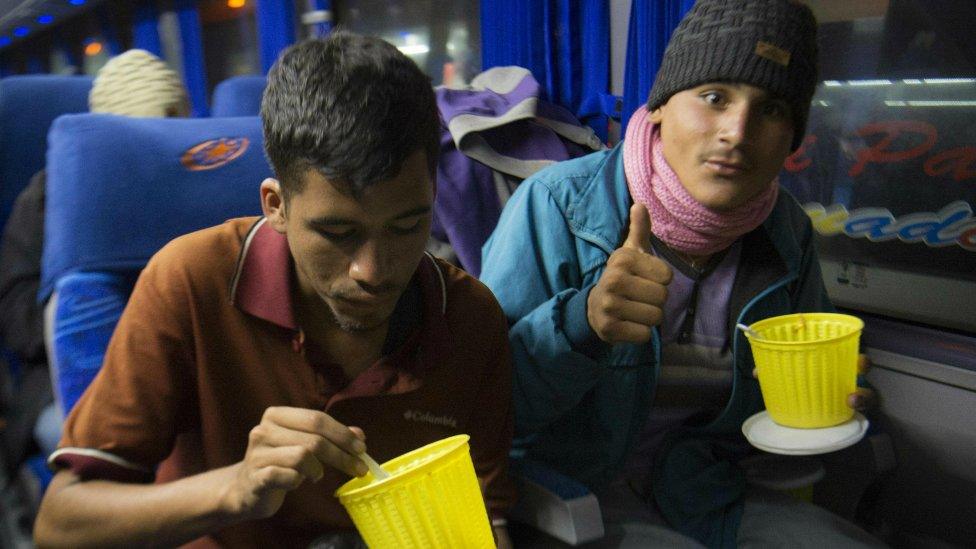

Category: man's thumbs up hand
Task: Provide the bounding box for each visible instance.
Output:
[623,201,654,253]
[586,203,673,344]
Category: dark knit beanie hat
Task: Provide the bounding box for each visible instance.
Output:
[646,0,819,150]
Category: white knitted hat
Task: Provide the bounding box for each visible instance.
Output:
[89,49,190,117]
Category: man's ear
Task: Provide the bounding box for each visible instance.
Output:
[648,106,664,125]
[260,178,287,233]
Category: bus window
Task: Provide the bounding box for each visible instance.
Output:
[306,0,481,87]
[81,35,110,76]
[49,48,76,75]
[781,0,976,334]
[158,11,186,81]
[199,0,259,95]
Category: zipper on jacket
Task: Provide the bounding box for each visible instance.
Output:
[610,325,663,484]
[708,272,798,430]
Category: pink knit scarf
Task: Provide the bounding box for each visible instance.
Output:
[622,109,778,256]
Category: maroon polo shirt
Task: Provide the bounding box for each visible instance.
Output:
[52,217,515,548]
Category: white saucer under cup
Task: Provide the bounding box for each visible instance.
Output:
[742,410,869,456]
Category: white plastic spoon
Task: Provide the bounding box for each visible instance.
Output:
[736,323,762,340]
[360,452,391,481]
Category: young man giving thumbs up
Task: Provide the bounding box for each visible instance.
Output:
[481,0,883,547]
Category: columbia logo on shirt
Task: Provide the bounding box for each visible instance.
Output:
[403,410,458,429]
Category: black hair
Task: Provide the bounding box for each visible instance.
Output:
[261,31,441,199]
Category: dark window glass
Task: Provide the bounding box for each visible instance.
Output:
[158,9,185,78]
[780,0,976,332]
[320,0,481,87]
[199,0,259,94]
[81,35,110,75]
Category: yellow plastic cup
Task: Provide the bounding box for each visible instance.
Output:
[334,434,495,549]
[744,313,863,428]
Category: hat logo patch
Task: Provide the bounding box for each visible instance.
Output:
[181,137,249,171]
[755,41,791,67]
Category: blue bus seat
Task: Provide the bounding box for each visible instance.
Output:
[211,75,267,117]
[0,75,93,508]
[41,113,269,417]
[45,273,136,416]
[0,75,93,235]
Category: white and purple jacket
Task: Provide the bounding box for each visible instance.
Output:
[433,66,605,276]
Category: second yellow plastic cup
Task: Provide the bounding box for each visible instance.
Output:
[744,313,863,428]
[334,434,495,549]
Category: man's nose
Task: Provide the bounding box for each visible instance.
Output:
[717,102,756,147]
[348,239,392,290]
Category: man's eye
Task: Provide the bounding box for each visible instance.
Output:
[320,229,355,241]
[702,92,725,106]
[390,218,423,235]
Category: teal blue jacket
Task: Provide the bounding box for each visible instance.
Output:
[480,145,833,548]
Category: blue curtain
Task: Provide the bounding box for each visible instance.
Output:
[174,0,209,116]
[482,0,611,142]
[621,0,694,135]
[133,1,163,56]
[256,0,296,73]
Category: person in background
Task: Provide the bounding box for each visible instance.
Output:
[481,0,881,547]
[0,48,189,477]
[33,33,515,548]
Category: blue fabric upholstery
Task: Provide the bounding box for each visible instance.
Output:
[211,76,267,117]
[0,75,93,234]
[41,114,268,299]
[42,114,269,416]
[48,273,135,417]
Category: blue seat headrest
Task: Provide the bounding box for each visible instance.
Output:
[0,75,93,233]
[211,75,267,117]
[41,113,271,299]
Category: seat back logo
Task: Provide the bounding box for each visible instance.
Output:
[181,137,249,171]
